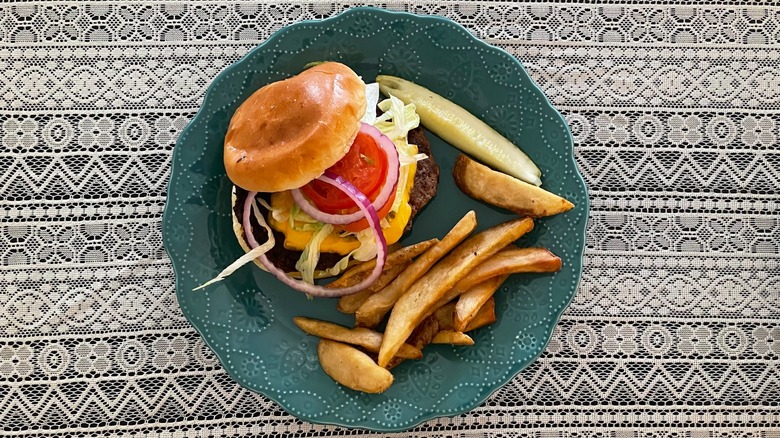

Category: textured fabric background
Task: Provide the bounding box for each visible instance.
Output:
[1,1,778,436]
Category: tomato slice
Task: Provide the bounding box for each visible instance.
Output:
[301,129,390,214]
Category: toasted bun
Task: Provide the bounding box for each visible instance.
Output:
[224,62,367,193]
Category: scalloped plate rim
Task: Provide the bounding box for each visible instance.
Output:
[163,6,589,432]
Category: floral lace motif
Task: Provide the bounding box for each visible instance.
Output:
[1,2,777,436]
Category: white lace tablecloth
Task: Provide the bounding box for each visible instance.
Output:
[2,1,778,436]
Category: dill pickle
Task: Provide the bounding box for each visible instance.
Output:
[376,75,542,186]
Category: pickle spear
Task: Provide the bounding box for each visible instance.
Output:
[376,75,542,186]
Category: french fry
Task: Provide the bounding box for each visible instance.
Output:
[433,297,497,332]
[326,239,438,289]
[452,246,561,293]
[431,297,497,333]
[355,211,478,328]
[385,313,440,370]
[293,317,422,359]
[453,275,508,331]
[433,301,456,330]
[317,339,393,393]
[378,217,534,367]
[431,330,474,346]
[336,288,374,314]
[406,314,440,350]
[464,297,496,331]
[453,154,573,217]
[422,245,560,325]
[336,261,410,314]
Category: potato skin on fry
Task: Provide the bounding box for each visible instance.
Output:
[464,297,496,332]
[453,275,508,332]
[317,339,393,393]
[431,330,474,346]
[453,154,573,217]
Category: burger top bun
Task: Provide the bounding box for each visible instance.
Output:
[224,62,367,193]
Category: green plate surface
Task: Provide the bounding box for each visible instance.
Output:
[163,7,588,431]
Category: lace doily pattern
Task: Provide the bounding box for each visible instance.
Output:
[1,3,778,45]
[1,1,778,436]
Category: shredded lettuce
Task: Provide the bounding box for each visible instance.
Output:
[193,199,275,291]
[361,82,380,126]
[351,228,379,261]
[324,253,353,278]
[270,198,320,231]
[400,153,429,167]
[287,202,298,229]
[293,222,378,283]
[296,223,335,284]
[373,94,426,213]
[268,199,291,224]
[375,94,420,151]
[255,197,273,211]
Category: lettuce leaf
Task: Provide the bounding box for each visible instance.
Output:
[296,223,335,284]
[193,199,275,291]
[361,82,381,126]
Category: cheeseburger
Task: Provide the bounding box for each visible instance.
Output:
[219,62,438,297]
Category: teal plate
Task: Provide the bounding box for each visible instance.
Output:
[163,7,588,432]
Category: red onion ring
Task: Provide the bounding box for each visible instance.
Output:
[242,173,387,297]
[290,123,400,225]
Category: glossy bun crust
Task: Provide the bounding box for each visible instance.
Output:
[224,62,367,192]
